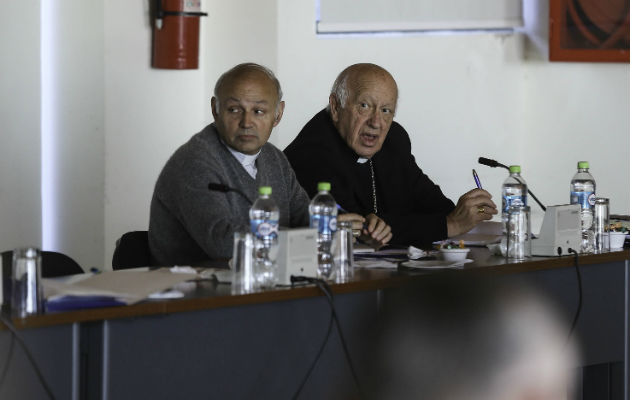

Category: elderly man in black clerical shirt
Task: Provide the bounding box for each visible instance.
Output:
[284,63,498,248]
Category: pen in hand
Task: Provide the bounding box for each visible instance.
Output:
[472,169,482,189]
[337,203,369,233]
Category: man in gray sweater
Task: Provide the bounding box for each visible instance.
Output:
[148,63,311,265]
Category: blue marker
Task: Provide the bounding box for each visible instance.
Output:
[472,169,482,189]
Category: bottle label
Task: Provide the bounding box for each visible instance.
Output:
[570,191,595,209]
[250,219,279,239]
[310,215,337,235]
[502,195,527,213]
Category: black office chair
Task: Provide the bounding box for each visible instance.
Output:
[112,231,152,270]
[1,250,84,278]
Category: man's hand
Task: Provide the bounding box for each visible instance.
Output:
[359,213,392,249]
[337,213,366,232]
[446,189,498,237]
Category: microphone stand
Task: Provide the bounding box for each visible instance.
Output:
[478,158,547,212]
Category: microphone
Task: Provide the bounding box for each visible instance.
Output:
[208,182,253,205]
[477,157,509,170]
[477,157,547,212]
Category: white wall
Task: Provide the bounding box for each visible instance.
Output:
[520,0,630,216]
[0,3,42,250]
[274,0,630,229]
[1,1,105,270]
[103,0,278,268]
[46,1,105,270]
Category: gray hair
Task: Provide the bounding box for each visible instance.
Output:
[327,63,398,113]
[330,71,350,108]
[213,63,283,114]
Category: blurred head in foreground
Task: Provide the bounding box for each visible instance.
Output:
[367,274,578,400]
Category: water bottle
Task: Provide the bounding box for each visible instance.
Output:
[501,165,528,233]
[309,182,338,279]
[249,186,279,287]
[570,161,596,253]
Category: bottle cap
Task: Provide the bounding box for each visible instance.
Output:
[317,182,331,191]
[258,186,272,195]
[509,165,521,173]
[577,161,589,169]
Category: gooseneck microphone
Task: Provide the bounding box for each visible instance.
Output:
[477,157,547,212]
[208,182,253,205]
[478,157,509,170]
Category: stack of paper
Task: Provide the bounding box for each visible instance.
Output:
[43,268,198,312]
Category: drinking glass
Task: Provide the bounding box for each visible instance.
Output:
[506,205,531,261]
[231,232,256,294]
[593,197,610,253]
[333,221,354,283]
[11,247,43,317]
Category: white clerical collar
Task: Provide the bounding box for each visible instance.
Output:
[224,141,261,179]
[356,157,368,164]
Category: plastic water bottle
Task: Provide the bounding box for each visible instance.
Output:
[502,165,528,233]
[570,161,596,253]
[309,182,338,279]
[249,186,279,287]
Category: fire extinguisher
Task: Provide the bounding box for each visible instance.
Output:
[151,0,208,69]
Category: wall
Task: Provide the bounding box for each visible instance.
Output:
[0,3,42,250]
[103,0,206,269]
[274,0,630,229]
[45,0,105,270]
[102,0,278,267]
[1,1,105,270]
[521,0,630,215]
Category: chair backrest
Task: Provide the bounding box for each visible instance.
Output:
[1,250,84,278]
[112,231,151,270]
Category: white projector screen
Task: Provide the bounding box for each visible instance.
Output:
[317,0,523,33]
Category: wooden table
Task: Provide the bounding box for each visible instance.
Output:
[1,249,628,400]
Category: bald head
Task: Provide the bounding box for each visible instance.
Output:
[211,63,285,155]
[328,63,399,158]
[330,63,398,109]
[213,63,283,114]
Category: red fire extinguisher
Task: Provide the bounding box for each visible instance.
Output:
[151,0,208,69]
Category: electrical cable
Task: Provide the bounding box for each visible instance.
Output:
[566,248,583,344]
[312,279,364,399]
[290,276,364,399]
[0,333,15,390]
[0,314,56,400]
[291,299,334,400]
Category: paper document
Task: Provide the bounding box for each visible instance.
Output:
[450,221,502,246]
[353,243,375,253]
[354,259,398,269]
[44,268,198,307]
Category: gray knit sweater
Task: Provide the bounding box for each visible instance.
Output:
[148,124,310,265]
